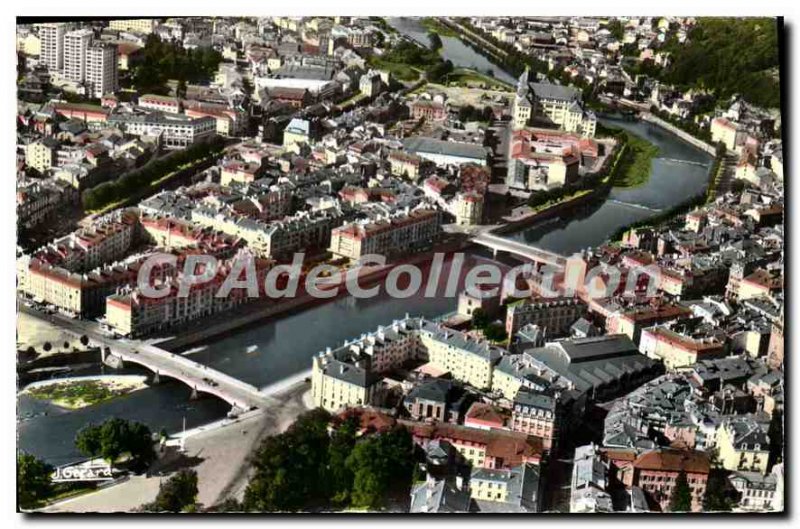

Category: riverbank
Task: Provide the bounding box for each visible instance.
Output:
[154,237,468,352]
[41,380,314,512]
[21,375,148,410]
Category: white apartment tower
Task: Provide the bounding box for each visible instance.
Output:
[86,42,118,98]
[63,28,93,83]
[39,23,66,72]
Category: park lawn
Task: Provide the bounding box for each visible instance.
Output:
[610,132,660,188]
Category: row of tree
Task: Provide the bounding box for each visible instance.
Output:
[239,409,415,512]
[81,135,226,211]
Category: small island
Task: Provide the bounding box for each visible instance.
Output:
[23,376,147,409]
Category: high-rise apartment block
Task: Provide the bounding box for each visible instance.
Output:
[63,28,93,83]
[86,41,119,98]
[39,23,66,72]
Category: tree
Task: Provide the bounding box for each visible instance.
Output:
[75,418,155,472]
[703,469,735,512]
[75,424,102,458]
[428,32,443,51]
[176,79,187,99]
[471,308,490,329]
[17,452,54,509]
[768,409,783,469]
[145,469,198,512]
[668,471,693,512]
[346,427,414,509]
[243,408,331,511]
[328,416,358,504]
[215,497,244,512]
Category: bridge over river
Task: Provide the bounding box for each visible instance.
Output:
[19,303,275,413]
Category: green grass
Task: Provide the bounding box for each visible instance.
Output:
[367,56,421,82]
[420,17,459,38]
[609,132,660,188]
[446,68,513,90]
[27,380,134,409]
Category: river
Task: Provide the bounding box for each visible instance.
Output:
[387,17,518,85]
[18,25,712,466]
[18,254,499,465]
[505,117,713,255]
[387,18,713,254]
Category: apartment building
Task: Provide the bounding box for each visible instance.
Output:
[311,317,427,412]
[328,208,440,260]
[605,303,692,346]
[388,150,424,179]
[403,420,543,469]
[491,353,555,401]
[639,326,726,370]
[453,191,484,227]
[419,325,504,390]
[39,23,66,72]
[715,418,771,475]
[470,464,540,512]
[311,351,383,413]
[85,42,118,98]
[17,179,75,229]
[623,449,710,512]
[184,101,247,137]
[105,249,271,336]
[138,94,182,113]
[108,112,216,149]
[506,297,587,337]
[219,161,263,186]
[711,117,745,151]
[510,390,559,452]
[108,18,159,34]
[17,253,150,317]
[63,28,93,83]
[25,137,59,174]
[512,69,596,137]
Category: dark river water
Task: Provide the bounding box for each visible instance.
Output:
[18,255,494,465]
[18,24,711,466]
[387,17,518,85]
[505,117,713,255]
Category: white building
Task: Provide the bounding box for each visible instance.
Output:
[39,23,67,72]
[107,112,216,149]
[63,28,93,83]
[86,42,118,98]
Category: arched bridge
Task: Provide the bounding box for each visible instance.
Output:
[18,303,275,412]
[101,342,275,412]
[472,232,566,268]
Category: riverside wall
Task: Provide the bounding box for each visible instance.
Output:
[639,112,717,156]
